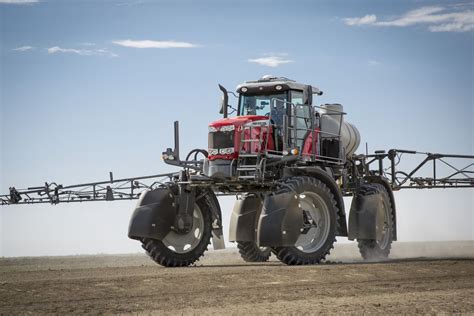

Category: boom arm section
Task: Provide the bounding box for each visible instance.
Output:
[1,172,177,205]
[354,149,474,190]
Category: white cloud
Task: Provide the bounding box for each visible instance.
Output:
[344,14,377,26]
[428,22,474,32]
[112,40,198,48]
[0,0,38,4]
[248,55,294,67]
[47,46,117,57]
[12,46,34,51]
[343,5,474,32]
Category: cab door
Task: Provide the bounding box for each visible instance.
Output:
[289,90,312,150]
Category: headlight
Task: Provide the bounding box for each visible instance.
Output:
[219,147,235,154]
[219,125,235,132]
[209,126,218,133]
[208,148,219,155]
[275,85,283,91]
[241,87,248,92]
[162,154,175,160]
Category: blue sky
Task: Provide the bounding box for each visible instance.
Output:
[1,0,473,256]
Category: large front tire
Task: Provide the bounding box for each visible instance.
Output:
[272,176,339,265]
[357,183,394,260]
[142,194,213,267]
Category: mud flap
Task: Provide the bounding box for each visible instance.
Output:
[128,188,176,241]
[348,187,384,240]
[257,191,304,247]
[229,195,262,242]
[212,230,226,250]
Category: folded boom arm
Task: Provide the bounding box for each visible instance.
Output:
[357,149,474,190]
[1,172,177,205]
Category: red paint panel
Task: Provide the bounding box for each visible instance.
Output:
[208,116,275,161]
[302,129,320,158]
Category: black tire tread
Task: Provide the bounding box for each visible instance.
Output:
[237,241,271,262]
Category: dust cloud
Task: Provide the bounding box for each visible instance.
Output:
[325,240,474,263]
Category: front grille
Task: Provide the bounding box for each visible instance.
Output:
[208,130,234,150]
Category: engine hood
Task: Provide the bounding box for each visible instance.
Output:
[209,115,268,129]
[207,115,274,162]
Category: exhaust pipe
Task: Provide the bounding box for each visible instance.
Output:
[218,84,229,119]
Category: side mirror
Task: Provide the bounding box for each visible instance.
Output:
[303,85,313,105]
[218,84,229,118]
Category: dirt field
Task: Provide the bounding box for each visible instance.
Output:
[1,241,473,314]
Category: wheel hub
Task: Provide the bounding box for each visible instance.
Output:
[300,210,318,234]
[162,205,204,254]
[294,192,331,253]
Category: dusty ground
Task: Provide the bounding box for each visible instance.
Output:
[1,241,473,314]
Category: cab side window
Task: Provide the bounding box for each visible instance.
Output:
[291,91,304,106]
[291,91,310,127]
[290,91,311,148]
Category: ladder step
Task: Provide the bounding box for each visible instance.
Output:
[238,154,259,157]
[237,167,258,171]
[237,175,256,179]
[238,165,259,168]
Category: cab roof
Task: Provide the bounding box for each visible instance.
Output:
[236,75,322,95]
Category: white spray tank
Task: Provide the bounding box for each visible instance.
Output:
[319,103,360,157]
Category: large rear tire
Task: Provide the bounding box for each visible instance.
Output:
[141,194,213,267]
[357,183,394,261]
[237,241,271,262]
[272,176,339,265]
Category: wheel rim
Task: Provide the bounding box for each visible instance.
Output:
[162,205,204,254]
[294,192,331,253]
[377,202,390,249]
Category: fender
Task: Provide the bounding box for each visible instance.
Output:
[128,187,176,241]
[348,180,397,241]
[128,186,226,249]
[283,167,348,236]
[365,176,397,241]
[229,194,262,242]
[348,185,383,240]
[257,190,304,247]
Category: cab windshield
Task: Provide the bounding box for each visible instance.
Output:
[239,93,287,125]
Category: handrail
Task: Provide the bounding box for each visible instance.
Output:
[269,98,345,165]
